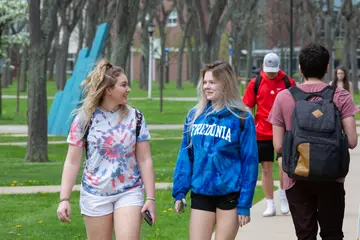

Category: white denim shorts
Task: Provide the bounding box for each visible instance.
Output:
[79,186,144,217]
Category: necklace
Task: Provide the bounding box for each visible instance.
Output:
[100,105,120,113]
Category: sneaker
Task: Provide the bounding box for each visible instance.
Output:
[280,199,289,215]
[262,206,276,217]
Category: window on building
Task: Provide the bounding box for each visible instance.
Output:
[166,10,178,27]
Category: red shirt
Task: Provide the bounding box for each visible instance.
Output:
[242,70,296,140]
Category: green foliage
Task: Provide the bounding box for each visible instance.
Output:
[0,187,265,240]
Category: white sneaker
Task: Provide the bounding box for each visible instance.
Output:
[262,206,276,217]
[280,199,289,215]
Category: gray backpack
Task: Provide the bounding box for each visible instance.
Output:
[282,86,350,181]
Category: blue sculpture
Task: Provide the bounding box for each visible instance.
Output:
[48,22,109,136]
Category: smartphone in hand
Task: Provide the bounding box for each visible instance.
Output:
[176,198,187,213]
[143,210,153,226]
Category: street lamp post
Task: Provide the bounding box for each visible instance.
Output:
[148,22,154,100]
[229,35,234,66]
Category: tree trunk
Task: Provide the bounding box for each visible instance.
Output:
[350,22,358,94]
[110,0,140,68]
[6,47,12,85]
[26,0,59,163]
[26,46,48,162]
[85,0,100,48]
[233,41,243,77]
[55,27,71,90]
[76,13,84,58]
[139,29,149,90]
[187,37,194,84]
[48,33,59,81]
[324,2,334,82]
[342,24,350,69]
[19,47,28,92]
[140,55,148,90]
[2,62,9,88]
[176,35,187,89]
[246,34,253,79]
[192,35,201,86]
[16,55,21,113]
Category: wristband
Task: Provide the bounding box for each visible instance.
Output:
[59,198,70,203]
[146,197,155,202]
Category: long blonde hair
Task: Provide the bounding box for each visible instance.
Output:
[190,60,248,127]
[74,59,129,136]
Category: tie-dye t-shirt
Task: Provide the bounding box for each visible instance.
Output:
[67,107,150,196]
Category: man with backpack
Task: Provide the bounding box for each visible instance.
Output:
[268,43,359,239]
[243,53,296,217]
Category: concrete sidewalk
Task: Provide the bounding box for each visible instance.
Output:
[0,180,275,195]
[0,121,359,135]
[233,143,360,240]
[0,124,184,135]
[0,182,173,194]
[2,95,197,102]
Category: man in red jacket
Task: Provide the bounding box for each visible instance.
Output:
[242,53,296,217]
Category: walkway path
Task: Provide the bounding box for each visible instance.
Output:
[0,124,184,135]
[0,181,278,195]
[231,142,360,240]
[2,95,197,102]
[0,137,183,146]
[0,121,359,135]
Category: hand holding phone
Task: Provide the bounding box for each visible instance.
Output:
[143,210,153,226]
[175,198,187,213]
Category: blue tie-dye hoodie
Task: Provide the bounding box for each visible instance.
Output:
[172,104,259,216]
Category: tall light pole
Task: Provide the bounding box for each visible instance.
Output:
[229,35,234,66]
[289,0,293,78]
[147,22,154,100]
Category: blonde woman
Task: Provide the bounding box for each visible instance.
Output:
[172,60,259,240]
[57,59,156,240]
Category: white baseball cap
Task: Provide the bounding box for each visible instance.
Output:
[263,53,280,73]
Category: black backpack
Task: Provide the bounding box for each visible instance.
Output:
[253,75,291,96]
[282,86,350,181]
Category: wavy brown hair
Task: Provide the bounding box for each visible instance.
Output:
[74,59,128,136]
[332,66,350,92]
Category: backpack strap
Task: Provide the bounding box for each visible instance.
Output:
[253,75,262,96]
[84,117,93,158]
[134,108,143,139]
[289,85,336,102]
[239,111,248,132]
[319,85,336,101]
[289,86,307,102]
[283,75,291,89]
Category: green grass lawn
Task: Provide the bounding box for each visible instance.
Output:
[1,79,249,99]
[0,135,279,187]
[0,98,195,125]
[0,187,265,240]
[0,139,179,186]
[0,130,184,143]
[2,80,199,98]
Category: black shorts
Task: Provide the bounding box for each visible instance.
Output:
[190,191,240,212]
[257,140,280,162]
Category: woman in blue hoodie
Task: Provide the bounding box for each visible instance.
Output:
[172,60,259,239]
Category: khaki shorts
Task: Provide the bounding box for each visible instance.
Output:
[79,186,144,217]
